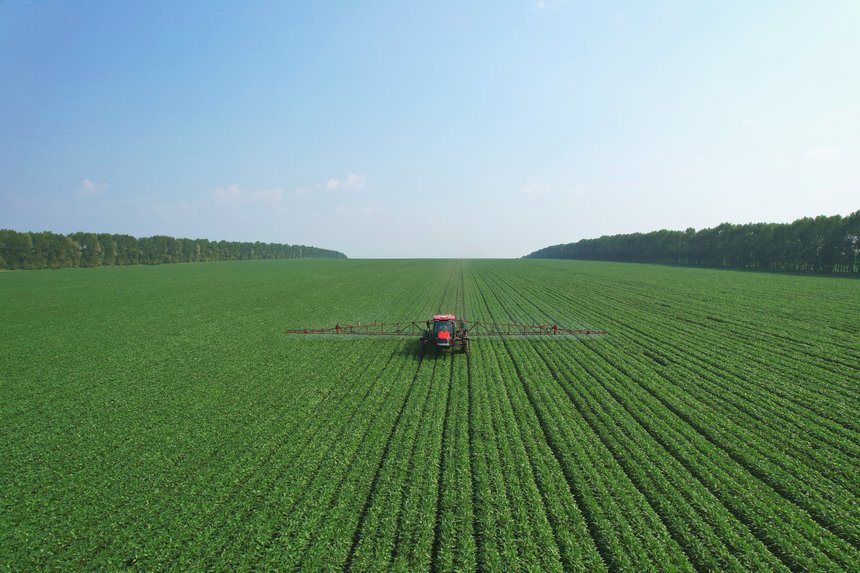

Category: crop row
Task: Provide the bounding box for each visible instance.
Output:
[465,261,858,571]
[492,267,856,481]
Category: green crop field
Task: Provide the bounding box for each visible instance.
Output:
[1,260,858,571]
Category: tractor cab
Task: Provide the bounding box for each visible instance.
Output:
[420,314,469,353]
[432,314,457,347]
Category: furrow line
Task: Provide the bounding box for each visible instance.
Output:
[343,352,427,572]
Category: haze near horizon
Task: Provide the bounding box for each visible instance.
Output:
[1,1,858,258]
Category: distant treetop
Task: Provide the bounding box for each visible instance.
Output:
[525,211,859,275]
[0,230,347,270]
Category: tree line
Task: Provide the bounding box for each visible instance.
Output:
[525,211,860,274]
[0,230,346,270]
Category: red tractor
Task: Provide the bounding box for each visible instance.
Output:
[422,314,469,353]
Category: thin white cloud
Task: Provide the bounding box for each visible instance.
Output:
[213,184,243,205]
[522,183,550,202]
[212,173,369,209]
[533,0,558,10]
[804,147,838,159]
[568,181,593,198]
[213,184,287,208]
[78,179,108,197]
[324,173,367,191]
[521,181,594,208]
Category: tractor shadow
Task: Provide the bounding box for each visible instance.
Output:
[393,339,456,362]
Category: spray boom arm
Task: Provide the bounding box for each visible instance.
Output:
[286,319,606,337]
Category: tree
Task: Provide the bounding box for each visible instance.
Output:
[0,230,34,269]
[525,213,858,274]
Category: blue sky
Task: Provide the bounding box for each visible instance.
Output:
[1,1,858,257]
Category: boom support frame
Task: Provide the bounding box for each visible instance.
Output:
[287,320,606,337]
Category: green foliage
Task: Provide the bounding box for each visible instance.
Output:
[526,211,860,274]
[1,260,857,571]
[0,230,346,269]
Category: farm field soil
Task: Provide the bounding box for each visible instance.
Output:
[1,259,858,571]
